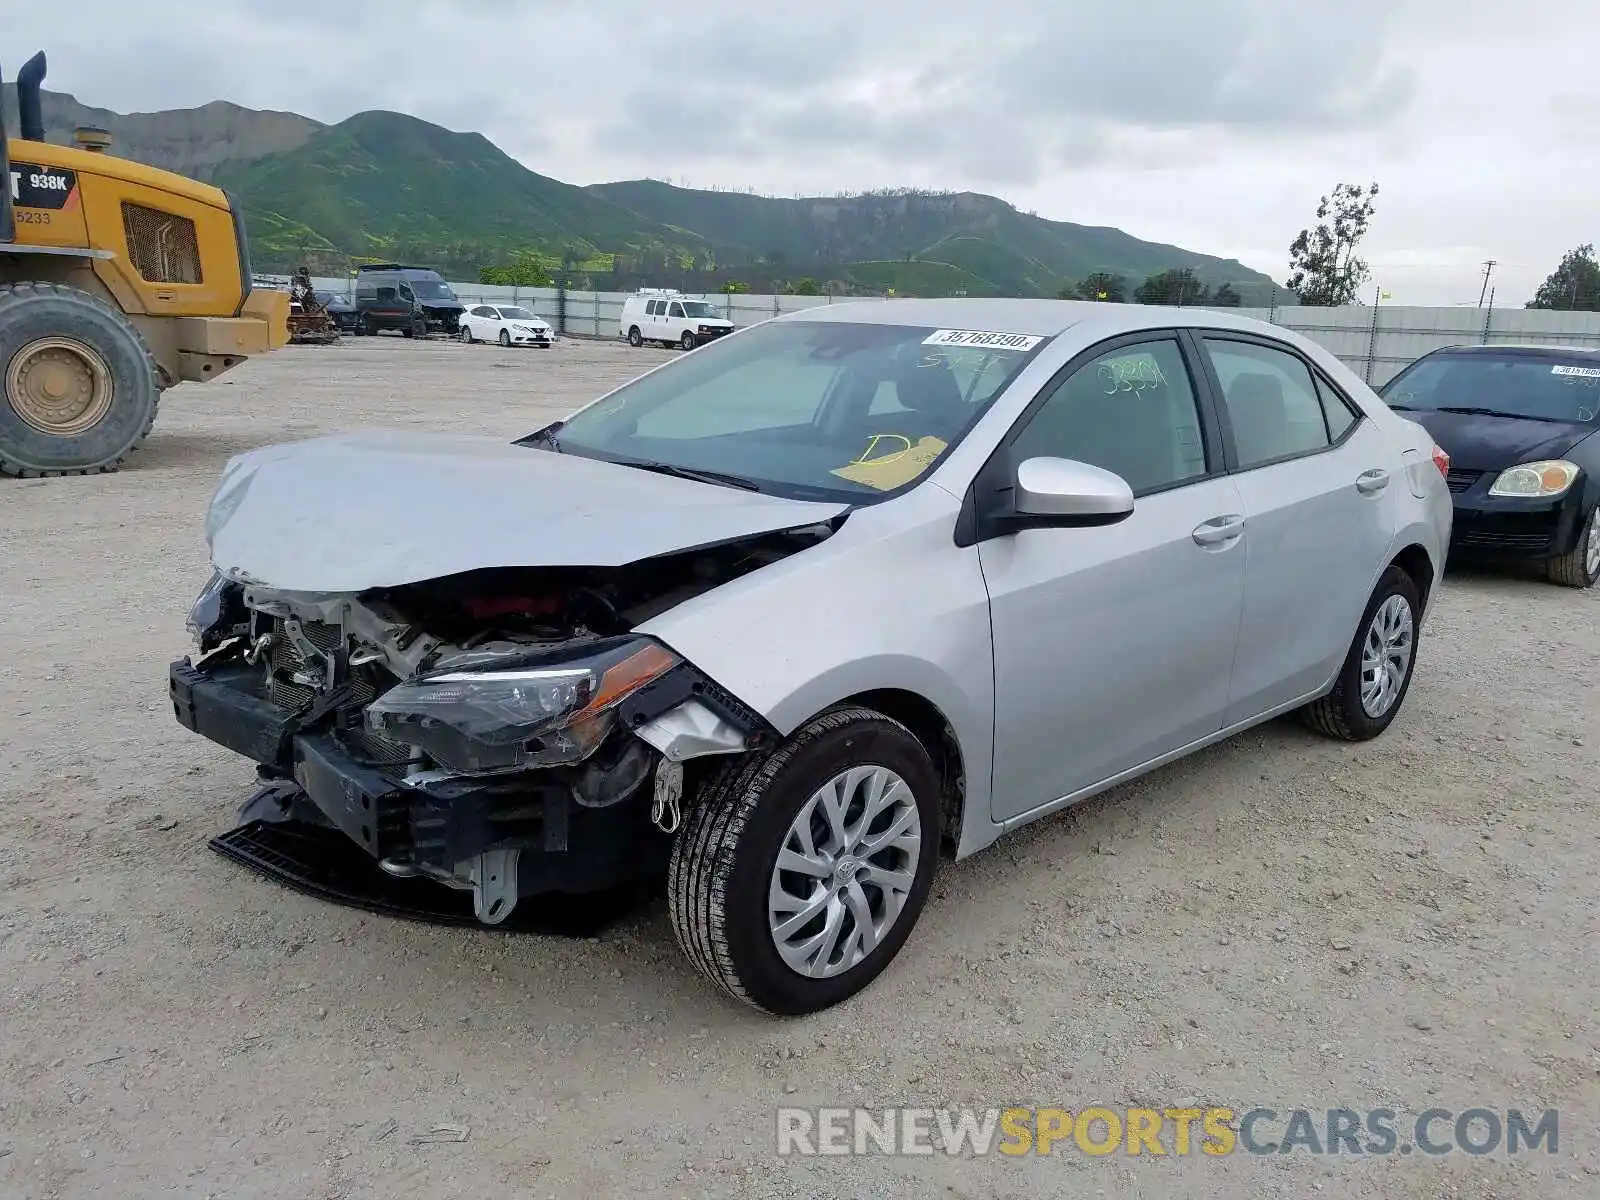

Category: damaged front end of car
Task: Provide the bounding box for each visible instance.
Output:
[169,529,830,924]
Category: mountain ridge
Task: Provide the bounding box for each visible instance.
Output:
[7,86,1280,299]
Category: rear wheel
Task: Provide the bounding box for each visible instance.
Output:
[1546,506,1600,588]
[1301,565,1422,741]
[0,281,160,478]
[627,326,643,347]
[669,706,941,1015]
[459,324,474,344]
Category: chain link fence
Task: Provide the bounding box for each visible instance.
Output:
[301,277,1600,387]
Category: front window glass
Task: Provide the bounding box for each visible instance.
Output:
[1012,339,1208,494]
[408,278,455,300]
[1381,351,1600,423]
[537,320,1050,502]
[680,301,720,318]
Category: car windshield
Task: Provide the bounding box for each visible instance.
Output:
[680,301,720,318]
[534,319,1050,502]
[1381,350,1600,423]
[408,278,456,300]
[498,307,536,320]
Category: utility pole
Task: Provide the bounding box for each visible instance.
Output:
[1478,260,1497,308]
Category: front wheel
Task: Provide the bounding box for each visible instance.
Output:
[1546,506,1600,588]
[680,331,698,351]
[498,329,511,347]
[1301,565,1422,741]
[669,706,941,1015]
[627,325,643,347]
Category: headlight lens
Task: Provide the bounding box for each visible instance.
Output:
[365,636,681,775]
[1487,459,1579,498]
[186,570,237,650]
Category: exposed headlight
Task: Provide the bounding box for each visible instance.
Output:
[365,636,681,775]
[1487,459,1579,498]
[186,569,240,650]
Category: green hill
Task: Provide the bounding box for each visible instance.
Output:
[212,111,705,275]
[20,85,1280,296]
[589,180,1278,302]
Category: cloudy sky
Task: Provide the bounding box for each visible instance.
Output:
[12,0,1596,304]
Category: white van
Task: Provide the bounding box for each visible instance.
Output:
[619,289,735,350]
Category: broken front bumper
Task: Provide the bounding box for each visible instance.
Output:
[168,657,667,907]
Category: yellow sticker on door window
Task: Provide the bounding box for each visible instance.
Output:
[831,435,948,490]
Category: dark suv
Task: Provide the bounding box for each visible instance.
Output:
[353,264,464,336]
[1381,344,1600,587]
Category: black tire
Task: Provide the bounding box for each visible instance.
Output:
[361,314,378,337]
[498,329,511,347]
[459,324,474,344]
[627,326,643,347]
[1301,565,1423,741]
[1546,506,1600,588]
[0,281,160,478]
[669,705,942,1015]
[680,331,698,351]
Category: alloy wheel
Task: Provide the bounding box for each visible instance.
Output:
[768,765,922,979]
[1359,594,1414,718]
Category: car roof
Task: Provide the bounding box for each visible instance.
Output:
[777,297,1284,339]
[1423,342,1600,356]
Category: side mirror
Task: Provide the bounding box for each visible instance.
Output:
[1013,456,1134,526]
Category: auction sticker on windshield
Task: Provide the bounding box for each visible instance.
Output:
[923,330,1044,351]
[1551,365,1600,378]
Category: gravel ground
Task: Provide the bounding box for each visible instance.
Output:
[2,334,1597,1200]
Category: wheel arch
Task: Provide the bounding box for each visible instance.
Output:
[1388,542,1436,613]
[835,688,966,856]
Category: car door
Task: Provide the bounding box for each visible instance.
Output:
[1193,333,1399,723]
[981,333,1248,824]
[668,301,688,341]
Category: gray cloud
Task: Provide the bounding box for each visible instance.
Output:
[9,0,1600,304]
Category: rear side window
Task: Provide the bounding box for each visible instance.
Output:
[375,286,397,303]
[647,301,663,316]
[1316,375,1359,441]
[1202,339,1330,468]
[1011,338,1208,495]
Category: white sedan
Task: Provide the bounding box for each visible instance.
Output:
[459,304,554,347]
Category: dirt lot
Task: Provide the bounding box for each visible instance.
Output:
[2,334,1598,1199]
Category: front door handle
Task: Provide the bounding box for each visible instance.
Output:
[1356,468,1391,495]
[1192,515,1245,546]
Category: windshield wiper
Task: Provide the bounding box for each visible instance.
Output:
[516,422,564,451]
[1434,406,1568,423]
[624,460,763,491]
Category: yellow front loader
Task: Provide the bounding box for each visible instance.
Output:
[1,50,288,477]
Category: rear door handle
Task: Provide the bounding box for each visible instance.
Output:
[1192,515,1245,546]
[1356,468,1391,495]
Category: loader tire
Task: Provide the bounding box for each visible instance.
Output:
[0,281,160,478]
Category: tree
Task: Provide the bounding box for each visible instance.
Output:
[479,253,553,287]
[721,280,750,294]
[1287,182,1379,305]
[788,277,821,296]
[1210,282,1243,307]
[1134,268,1208,306]
[1065,272,1127,302]
[1526,243,1600,311]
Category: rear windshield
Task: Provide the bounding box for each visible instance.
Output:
[1381,350,1600,423]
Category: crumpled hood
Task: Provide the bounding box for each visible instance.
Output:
[205,431,848,592]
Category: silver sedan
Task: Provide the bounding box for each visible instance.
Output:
[179,298,1453,1016]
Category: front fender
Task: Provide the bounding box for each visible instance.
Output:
[638,487,1002,858]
